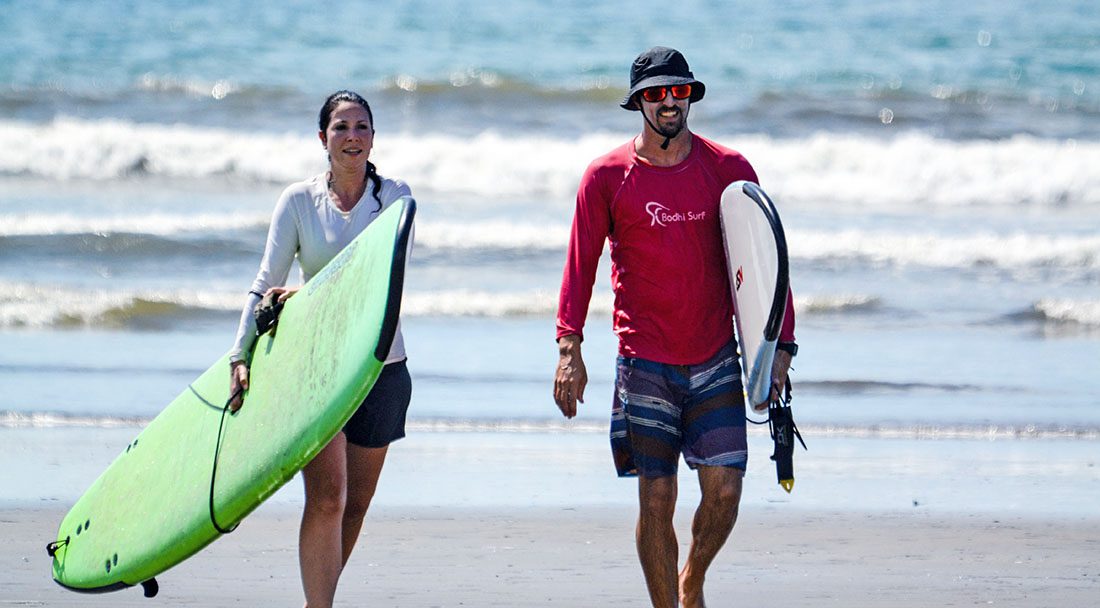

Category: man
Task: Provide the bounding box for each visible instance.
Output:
[553,47,797,608]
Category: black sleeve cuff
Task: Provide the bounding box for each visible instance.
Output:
[777,341,798,357]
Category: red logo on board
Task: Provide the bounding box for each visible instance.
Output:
[735,266,744,291]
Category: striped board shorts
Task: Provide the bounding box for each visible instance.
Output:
[610,341,747,478]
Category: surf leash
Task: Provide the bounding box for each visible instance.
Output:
[46,537,68,556]
[208,386,242,535]
[47,529,160,597]
[768,378,807,493]
[208,291,286,534]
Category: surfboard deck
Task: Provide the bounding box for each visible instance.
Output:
[48,198,416,594]
[719,181,789,406]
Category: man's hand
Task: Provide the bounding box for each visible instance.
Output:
[753,349,792,413]
[554,335,588,419]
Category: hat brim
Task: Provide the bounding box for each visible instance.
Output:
[621,76,706,111]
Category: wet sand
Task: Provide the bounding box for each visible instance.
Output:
[7,503,1098,606]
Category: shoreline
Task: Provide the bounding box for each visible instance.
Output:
[7,411,1100,441]
[8,504,1099,606]
[5,426,1098,516]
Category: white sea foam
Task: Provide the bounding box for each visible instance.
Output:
[0,213,576,256]
[743,132,1100,208]
[402,291,885,318]
[0,117,614,200]
[0,282,875,327]
[4,207,1096,279]
[0,283,579,327]
[403,290,612,317]
[136,73,239,99]
[797,294,882,313]
[0,211,267,237]
[404,289,558,317]
[792,229,1100,276]
[413,220,571,251]
[0,411,149,428]
[0,214,574,251]
[1033,299,1100,326]
[2,118,1097,208]
[0,282,243,328]
[427,224,1100,278]
[0,118,318,182]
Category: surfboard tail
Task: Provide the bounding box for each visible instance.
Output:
[747,339,777,405]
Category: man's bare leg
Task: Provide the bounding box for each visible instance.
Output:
[637,474,679,608]
[679,466,743,608]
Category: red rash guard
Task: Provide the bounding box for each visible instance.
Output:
[556,133,796,365]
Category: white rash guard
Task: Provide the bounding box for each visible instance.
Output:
[230,172,413,364]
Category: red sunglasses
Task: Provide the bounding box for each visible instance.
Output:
[639,84,693,103]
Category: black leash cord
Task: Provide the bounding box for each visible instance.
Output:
[209,387,241,534]
[46,537,69,557]
[211,299,280,535]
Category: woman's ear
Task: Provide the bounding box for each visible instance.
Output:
[318,130,327,148]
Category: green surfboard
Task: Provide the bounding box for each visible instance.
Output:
[48,198,416,596]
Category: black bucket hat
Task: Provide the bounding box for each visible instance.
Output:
[620,46,706,111]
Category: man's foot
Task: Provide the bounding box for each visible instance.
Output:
[679,567,706,608]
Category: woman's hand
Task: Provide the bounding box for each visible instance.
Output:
[229,360,249,412]
[265,286,300,303]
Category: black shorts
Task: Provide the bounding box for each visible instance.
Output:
[342,359,412,448]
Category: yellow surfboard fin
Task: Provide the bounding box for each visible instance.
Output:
[780,478,794,493]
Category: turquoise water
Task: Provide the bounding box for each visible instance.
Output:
[2,1,1097,137]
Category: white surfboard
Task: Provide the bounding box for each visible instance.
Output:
[719,181,790,407]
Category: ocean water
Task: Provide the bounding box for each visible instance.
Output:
[2,1,1099,502]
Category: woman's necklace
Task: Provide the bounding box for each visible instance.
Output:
[327,171,366,213]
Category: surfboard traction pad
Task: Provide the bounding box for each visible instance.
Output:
[48,198,416,595]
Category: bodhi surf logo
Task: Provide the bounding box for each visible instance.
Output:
[645,202,707,227]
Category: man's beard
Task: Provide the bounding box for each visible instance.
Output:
[655,107,685,138]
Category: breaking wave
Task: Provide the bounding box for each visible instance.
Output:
[2,118,1097,209]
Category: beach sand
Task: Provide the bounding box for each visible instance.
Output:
[5,503,1097,606]
[4,427,1099,605]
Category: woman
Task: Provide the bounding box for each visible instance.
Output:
[228,90,413,608]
